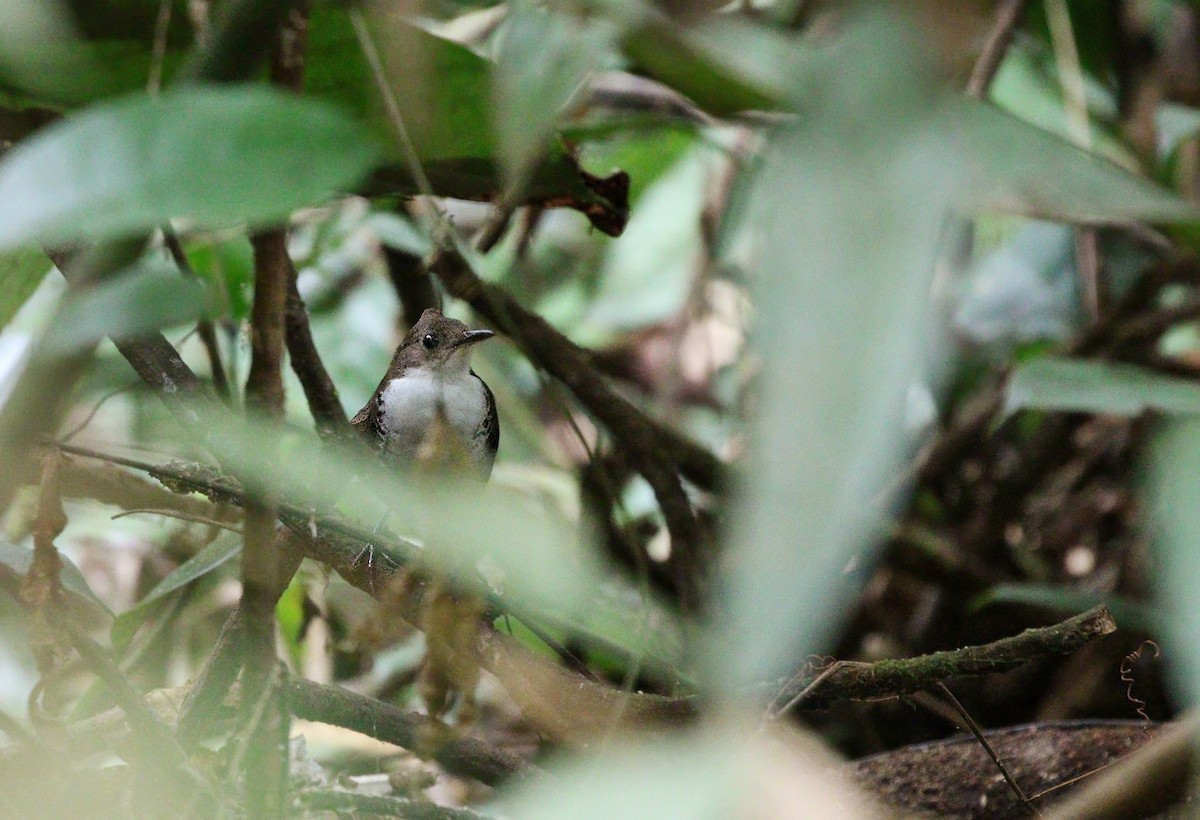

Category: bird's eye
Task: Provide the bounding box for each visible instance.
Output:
[422,334,437,350]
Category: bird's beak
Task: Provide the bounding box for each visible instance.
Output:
[448,329,495,349]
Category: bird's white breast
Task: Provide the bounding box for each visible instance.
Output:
[377,369,490,467]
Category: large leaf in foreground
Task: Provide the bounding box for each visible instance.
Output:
[718,11,955,689]
[1146,419,1200,707]
[0,86,380,248]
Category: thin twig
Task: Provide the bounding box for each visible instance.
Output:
[110,507,242,533]
[766,660,844,721]
[164,230,231,402]
[148,0,174,95]
[967,0,1032,99]
[59,383,139,443]
[934,682,1042,818]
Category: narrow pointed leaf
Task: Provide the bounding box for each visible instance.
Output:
[959,99,1200,225]
[1006,357,1200,417]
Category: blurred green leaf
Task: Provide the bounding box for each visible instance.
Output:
[0,0,191,108]
[717,10,955,690]
[195,410,605,617]
[989,40,1127,165]
[1145,417,1200,706]
[306,6,493,164]
[960,99,1200,224]
[610,2,797,115]
[1006,357,1200,417]
[547,578,690,684]
[501,723,870,818]
[111,532,240,648]
[502,731,733,820]
[0,86,380,248]
[0,247,52,330]
[0,40,180,110]
[970,582,1160,634]
[48,260,218,355]
[492,2,605,187]
[367,212,433,258]
[308,6,626,219]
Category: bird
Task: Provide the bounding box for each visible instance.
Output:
[351,308,499,480]
[351,309,499,723]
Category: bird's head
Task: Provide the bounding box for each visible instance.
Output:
[398,308,495,378]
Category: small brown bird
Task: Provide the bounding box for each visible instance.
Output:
[351,308,499,480]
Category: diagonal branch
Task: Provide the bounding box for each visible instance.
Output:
[769,605,1117,715]
[429,246,722,491]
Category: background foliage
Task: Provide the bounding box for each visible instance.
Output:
[2,0,1200,817]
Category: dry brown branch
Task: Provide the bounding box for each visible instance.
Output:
[967,0,1033,99]
[286,263,350,437]
[287,678,537,787]
[385,245,441,330]
[164,230,231,401]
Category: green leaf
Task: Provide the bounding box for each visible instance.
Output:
[716,11,955,689]
[1006,357,1200,417]
[611,2,796,115]
[492,3,605,186]
[501,724,873,818]
[0,86,380,249]
[47,259,218,355]
[111,532,240,648]
[960,99,1200,225]
[306,7,627,228]
[305,7,494,164]
[0,0,191,109]
[503,733,734,819]
[0,247,52,330]
[970,583,1159,634]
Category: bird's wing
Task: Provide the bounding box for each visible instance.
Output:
[350,394,381,443]
[474,372,499,479]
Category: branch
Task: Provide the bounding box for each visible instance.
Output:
[429,246,721,491]
[966,0,1032,99]
[295,790,490,819]
[240,200,301,818]
[164,231,231,402]
[385,245,441,330]
[285,262,350,437]
[770,606,1117,715]
[54,443,700,742]
[287,678,536,787]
